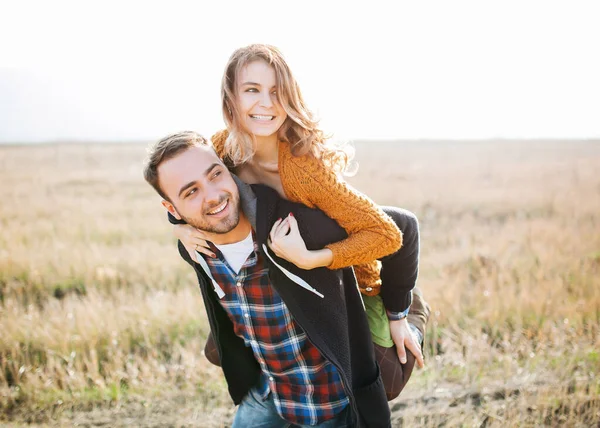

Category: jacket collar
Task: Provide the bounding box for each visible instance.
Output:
[232,174,257,231]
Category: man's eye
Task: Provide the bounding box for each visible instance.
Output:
[212,170,222,179]
[186,189,196,198]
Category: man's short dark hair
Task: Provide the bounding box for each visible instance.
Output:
[143,131,211,201]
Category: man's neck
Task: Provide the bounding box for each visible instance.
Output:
[208,213,252,245]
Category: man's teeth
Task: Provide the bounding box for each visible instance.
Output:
[251,115,274,120]
[208,200,228,215]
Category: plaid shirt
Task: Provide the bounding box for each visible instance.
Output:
[204,235,349,426]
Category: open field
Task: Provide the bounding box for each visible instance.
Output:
[1,140,599,427]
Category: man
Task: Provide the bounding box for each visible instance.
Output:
[143,131,429,427]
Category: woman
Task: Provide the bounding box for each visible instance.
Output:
[176,44,425,399]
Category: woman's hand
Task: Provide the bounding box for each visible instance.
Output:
[268,213,333,270]
[173,224,215,262]
[389,318,425,369]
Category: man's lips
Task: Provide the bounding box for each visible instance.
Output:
[206,199,229,215]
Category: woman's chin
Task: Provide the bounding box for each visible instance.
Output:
[249,128,279,139]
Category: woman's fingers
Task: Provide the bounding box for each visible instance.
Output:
[194,244,216,259]
[191,238,210,250]
[174,224,218,260]
[286,213,300,236]
[187,244,215,261]
[188,237,215,259]
[274,218,291,238]
[268,215,298,259]
[269,218,283,243]
[268,221,289,256]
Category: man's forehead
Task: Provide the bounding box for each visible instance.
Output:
[162,145,219,172]
[158,145,221,191]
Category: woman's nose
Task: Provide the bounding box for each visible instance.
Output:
[259,91,274,108]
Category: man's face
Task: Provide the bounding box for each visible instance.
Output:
[158,145,241,235]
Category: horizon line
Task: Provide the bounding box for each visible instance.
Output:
[1,137,600,146]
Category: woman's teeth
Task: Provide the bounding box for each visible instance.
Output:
[208,200,228,215]
[250,115,274,120]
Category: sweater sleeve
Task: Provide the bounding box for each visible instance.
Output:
[283,154,403,271]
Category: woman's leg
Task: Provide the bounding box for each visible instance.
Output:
[379,206,420,316]
[374,207,429,400]
[380,206,430,346]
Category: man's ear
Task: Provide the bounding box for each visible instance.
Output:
[161,199,182,220]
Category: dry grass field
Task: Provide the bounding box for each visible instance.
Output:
[0,140,599,427]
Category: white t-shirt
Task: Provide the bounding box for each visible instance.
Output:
[214,231,254,275]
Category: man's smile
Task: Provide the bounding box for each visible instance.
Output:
[206,198,229,215]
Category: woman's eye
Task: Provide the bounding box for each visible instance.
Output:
[246,88,258,93]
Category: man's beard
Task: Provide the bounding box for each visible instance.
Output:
[178,193,241,234]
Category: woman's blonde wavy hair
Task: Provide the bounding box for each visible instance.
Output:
[221,44,354,174]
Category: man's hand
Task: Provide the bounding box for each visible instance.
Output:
[389,318,425,369]
[268,214,333,270]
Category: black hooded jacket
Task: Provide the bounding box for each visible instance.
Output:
[173,180,391,427]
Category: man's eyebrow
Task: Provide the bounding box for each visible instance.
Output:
[177,163,222,198]
[204,162,221,176]
[178,181,197,199]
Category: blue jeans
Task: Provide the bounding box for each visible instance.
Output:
[232,387,353,428]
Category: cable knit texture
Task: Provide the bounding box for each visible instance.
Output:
[210,129,403,294]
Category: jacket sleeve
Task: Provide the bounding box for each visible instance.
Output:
[285,155,402,271]
[406,287,431,351]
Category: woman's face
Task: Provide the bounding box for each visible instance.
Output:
[235,60,287,140]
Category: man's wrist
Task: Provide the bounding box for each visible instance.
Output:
[386,307,410,321]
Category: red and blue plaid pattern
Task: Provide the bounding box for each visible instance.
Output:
[204,238,349,425]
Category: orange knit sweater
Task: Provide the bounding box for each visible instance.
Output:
[211,130,402,295]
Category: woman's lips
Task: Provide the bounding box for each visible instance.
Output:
[250,114,275,121]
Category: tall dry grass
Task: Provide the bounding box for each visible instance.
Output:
[0,140,599,426]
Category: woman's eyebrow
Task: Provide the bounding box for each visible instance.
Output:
[240,81,277,90]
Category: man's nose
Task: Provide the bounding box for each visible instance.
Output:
[204,185,222,205]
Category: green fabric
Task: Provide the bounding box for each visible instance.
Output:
[363,294,394,347]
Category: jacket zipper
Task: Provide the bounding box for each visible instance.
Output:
[299,324,360,425]
[261,256,361,425]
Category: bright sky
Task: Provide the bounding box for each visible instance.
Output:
[1,0,599,142]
